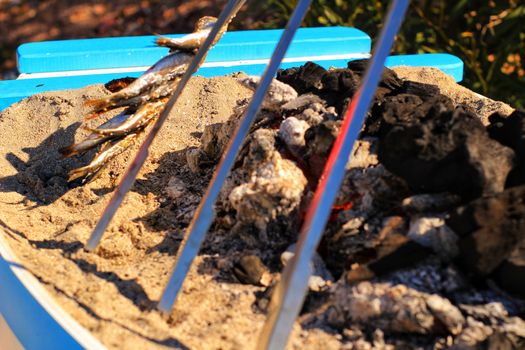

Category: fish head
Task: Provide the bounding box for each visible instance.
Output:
[195,16,218,32]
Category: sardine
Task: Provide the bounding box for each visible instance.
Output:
[67,131,141,182]
[88,98,166,137]
[155,16,217,52]
[59,112,133,158]
[85,51,193,113]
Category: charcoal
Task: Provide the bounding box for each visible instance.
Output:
[342,164,410,213]
[319,212,373,277]
[277,62,355,113]
[487,110,525,187]
[277,60,402,114]
[327,60,402,109]
[400,80,442,99]
[276,61,326,94]
[232,254,271,286]
[447,185,525,276]
[488,110,525,155]
[493,243,525,299]
[355,233,431,280]
[186,96,281,173]
[389,258,468,295]
[318,69,361,112]
[378,106,515,200]
[346,137,379,169]
[364,92,454,138]
[321,166,411,276]
[302,120,341,180]
[481,331,523,350]
[322,216,430,279]
[452,319,523,350]
[278,117,309,146]
[347,59,403,93]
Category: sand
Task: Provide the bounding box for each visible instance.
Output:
[0,76,281,350]
[0,69,517,349]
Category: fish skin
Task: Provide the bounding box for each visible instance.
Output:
[156,32,209,52]
[155,16,217,52]
[94,76,181,111]
[87,99,166,137]
[59,112,133,157]
[85,51,193,113]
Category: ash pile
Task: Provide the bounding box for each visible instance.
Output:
[187,61,525,349]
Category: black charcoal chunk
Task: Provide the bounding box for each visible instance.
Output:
[379,107,515,200]
[447,185,525,276]
[488,110,525,187]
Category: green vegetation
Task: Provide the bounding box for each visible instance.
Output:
[249,0,525,108]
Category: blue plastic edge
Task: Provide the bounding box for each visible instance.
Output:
[17,27,371,74]
[0,255,84,350]
[0,53,464,112]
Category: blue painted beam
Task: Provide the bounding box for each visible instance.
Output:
[17,27,371,74]
[0,53,464,112]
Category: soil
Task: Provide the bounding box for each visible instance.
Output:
[0,69,520,350]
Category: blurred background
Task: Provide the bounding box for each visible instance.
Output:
[0,0,524,107]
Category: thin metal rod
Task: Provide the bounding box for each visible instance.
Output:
[85,0,246,251]
[255,1,410,349]
[157,0,313,313]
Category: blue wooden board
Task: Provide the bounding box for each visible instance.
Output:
[0,53,463,112]
[17,27,371,74]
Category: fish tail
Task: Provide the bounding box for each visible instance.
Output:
[85,96,109,109]
[67,166,91,182]
[155,37,167,47]
[80,123,101,133]
[58,144,79,158]
[84,95,119,117]
[155,36,174,48]
[67,162,106,183]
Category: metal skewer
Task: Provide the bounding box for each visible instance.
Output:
[85,0,246,251]
[256,1,410,349]
[157,0,313,313]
